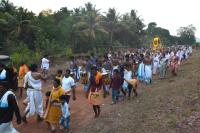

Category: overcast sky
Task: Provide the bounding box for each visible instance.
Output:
[10,0,200,38]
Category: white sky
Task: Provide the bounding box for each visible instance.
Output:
[9,0,200,38]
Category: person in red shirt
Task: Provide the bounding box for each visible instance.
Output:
[109,69,123,104]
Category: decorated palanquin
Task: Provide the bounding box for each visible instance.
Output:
[151,37,163,52]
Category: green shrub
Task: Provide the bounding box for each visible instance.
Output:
[11,43,42,67]
[65,46,72,57]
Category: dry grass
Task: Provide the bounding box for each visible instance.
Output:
[77,50,200,133]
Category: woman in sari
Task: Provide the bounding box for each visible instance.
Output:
[44,79,65,132]
[86,66,103,118]
[159,53,167,79]
[170,53,179,76]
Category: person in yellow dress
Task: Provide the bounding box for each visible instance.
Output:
[44,78,65,133]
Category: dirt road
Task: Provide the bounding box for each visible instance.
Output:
[13,49,200,133]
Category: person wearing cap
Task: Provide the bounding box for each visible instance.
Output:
[62,69,76,103]
[22,64,46,123]
[0,81,21,133]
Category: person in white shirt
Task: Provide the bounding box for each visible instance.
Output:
[0,63,6,81]
[59,95,71,132]
[180,50,184,60]
[123,63,133,99]
[41,56,50,79]
[62,69,76,103]
[152,54,159,75]
[22,64,46,123]
[189,46,193,55]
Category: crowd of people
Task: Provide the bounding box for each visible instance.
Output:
[0,45,193,133]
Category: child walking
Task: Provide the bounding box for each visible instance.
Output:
[123,63,133,99]
[109,69,123,104]
[59,95,71,133]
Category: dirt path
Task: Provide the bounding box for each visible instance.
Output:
[14,78,113,133]
[13,49,200,133]
[77,49,200,133]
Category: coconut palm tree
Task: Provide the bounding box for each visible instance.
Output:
[73,2,108,50]
[104,8,119,46]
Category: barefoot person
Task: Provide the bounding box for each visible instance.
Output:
[18,62,28,98]
[0,81,21,133]
[87,66,103,118]
[123,63,133,99]
[170,52,179,76]
[62,69,76,103]
[109,69,123,104]
[22,64,45,123]
[44,79,65,133]
[159,53,167,79]
[152,54,159,75]
[59,95,71,133]
[41,55,50,80]
[143,54,153,84]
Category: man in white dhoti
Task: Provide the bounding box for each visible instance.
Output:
[41,56,50,80]
[0,81,21,133]
[165,52,171,67]
[189,46,192,55]
[22,64,45,123]
[152,54,159,75]
[143,54,152,84]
